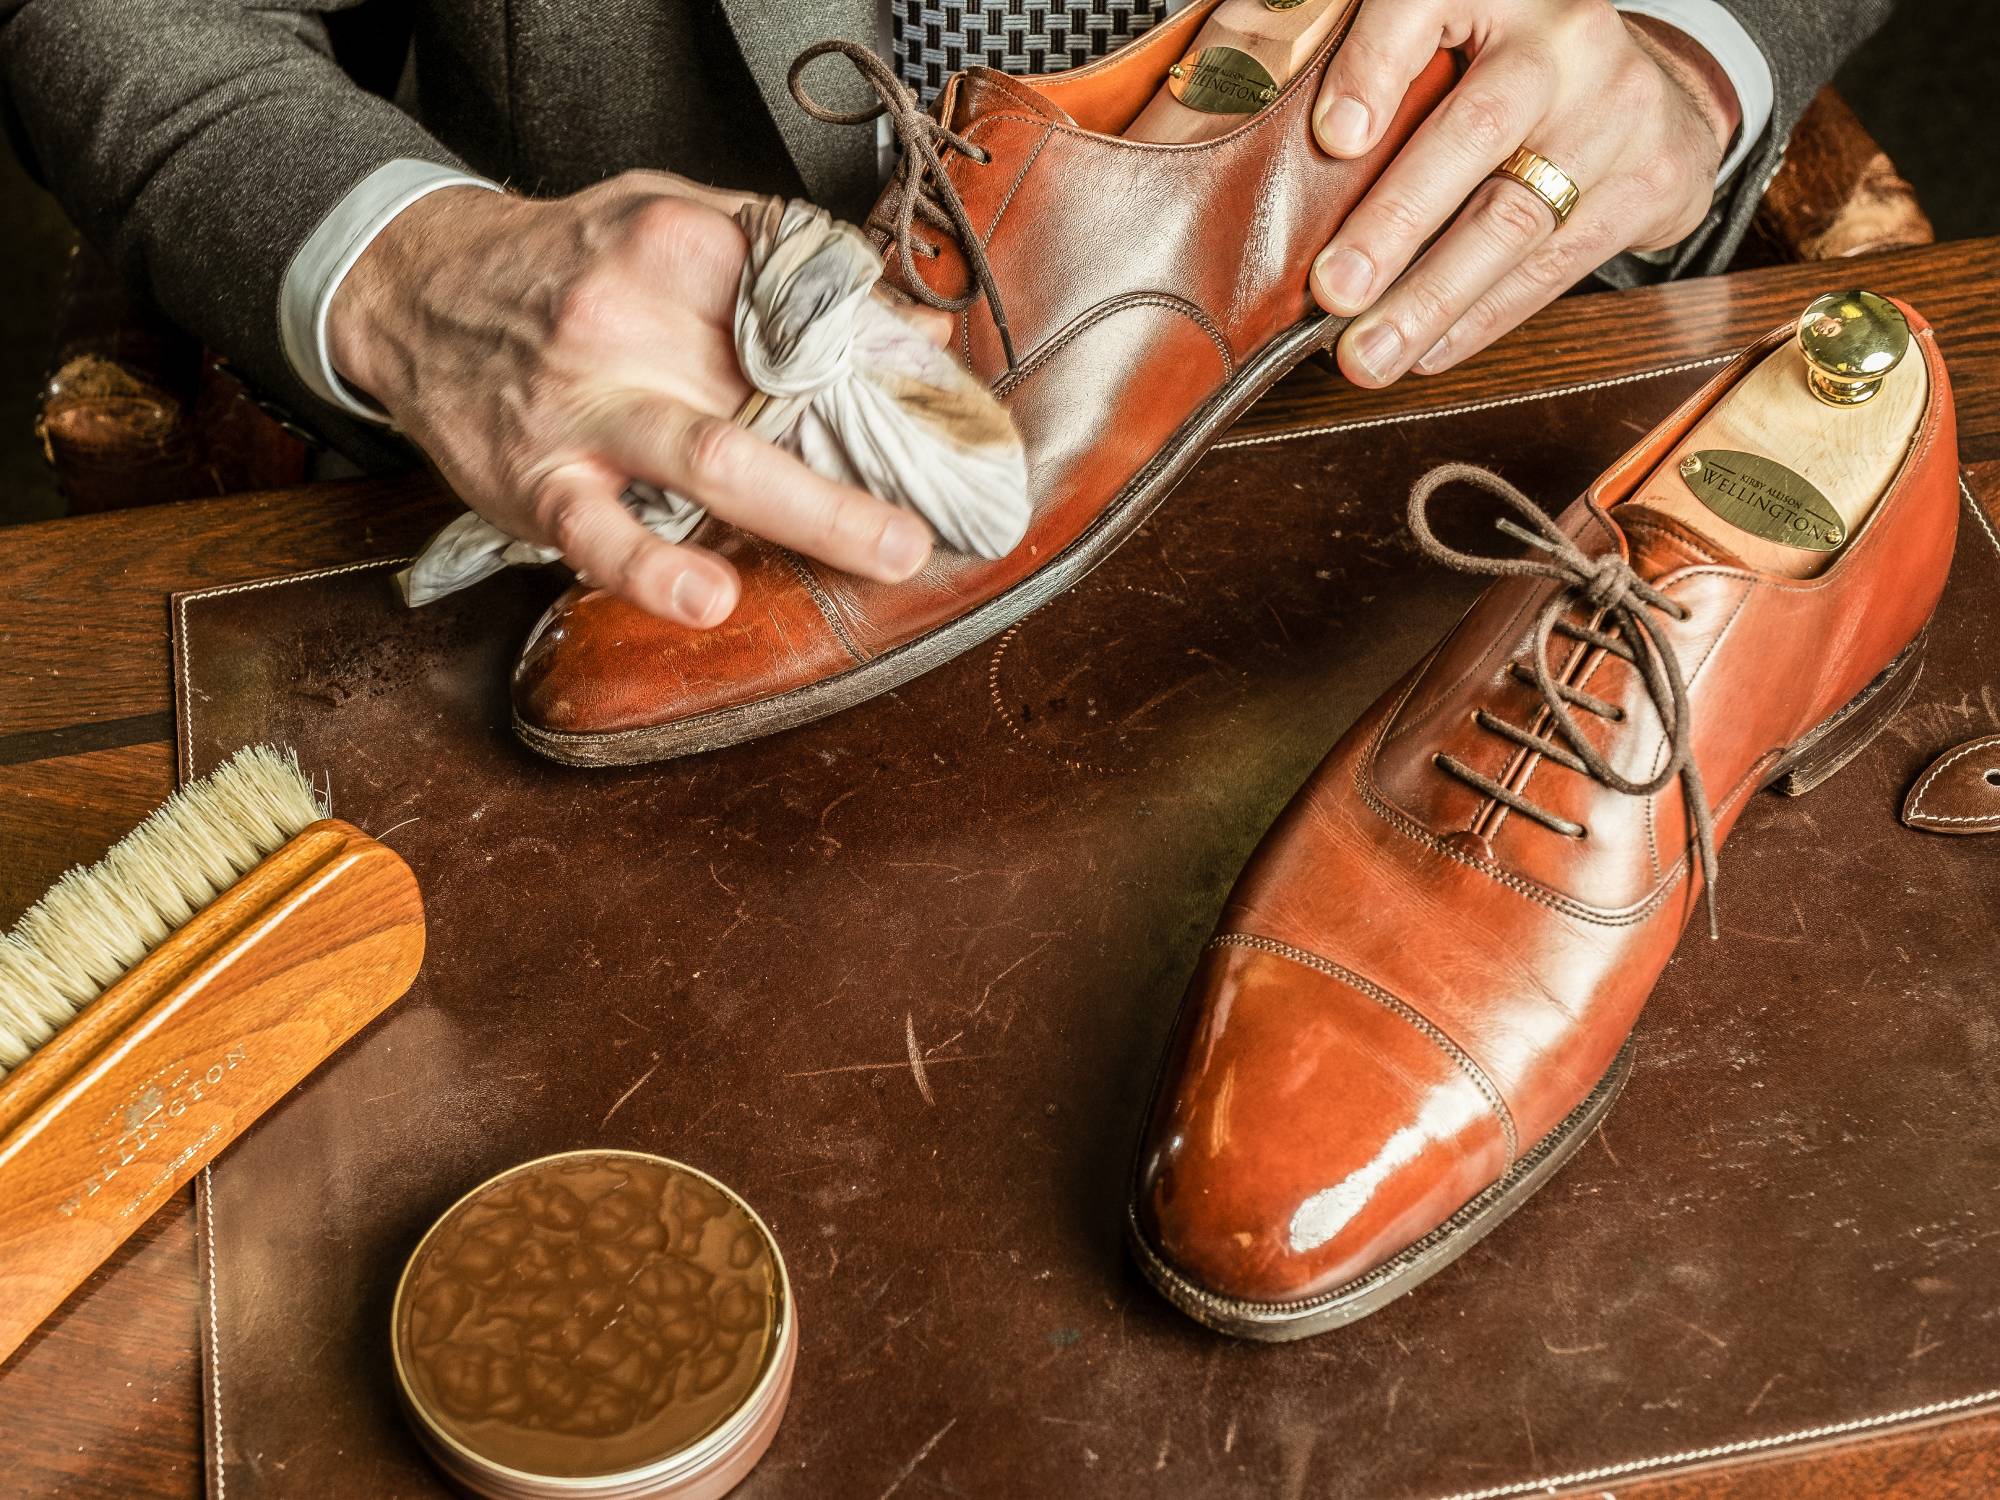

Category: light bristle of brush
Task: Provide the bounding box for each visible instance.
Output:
[0,746,327,1078]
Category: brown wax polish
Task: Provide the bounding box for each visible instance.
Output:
[393,1150,795,1500]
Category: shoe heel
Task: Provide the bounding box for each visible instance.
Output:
[1771,631,1926,797]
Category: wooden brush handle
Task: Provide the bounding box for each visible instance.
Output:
[0,820,424,1364]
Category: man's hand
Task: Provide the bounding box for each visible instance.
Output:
[1309,0,1742,386]
[327,171,936,628]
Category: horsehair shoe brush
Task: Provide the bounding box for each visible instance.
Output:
[0,745,424,1364]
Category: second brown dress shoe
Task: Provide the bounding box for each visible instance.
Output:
[1130,297,1960,1338]
[512,2,1452,765]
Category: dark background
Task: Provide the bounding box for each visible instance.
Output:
[0,0,1992,529]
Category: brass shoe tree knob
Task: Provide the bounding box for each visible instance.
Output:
[1797,289,1910,407]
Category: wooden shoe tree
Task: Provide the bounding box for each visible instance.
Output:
[1619,291,1926,579]
[1127,0,1346,143]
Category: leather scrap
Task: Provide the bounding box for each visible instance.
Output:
[1904,732,2000,834]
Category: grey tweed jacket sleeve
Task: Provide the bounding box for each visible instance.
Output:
[0,0,469,463]
[1624,0,1899,282]
[0,0,1905,461]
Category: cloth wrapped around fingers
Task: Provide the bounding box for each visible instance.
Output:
[397,199,1032,607]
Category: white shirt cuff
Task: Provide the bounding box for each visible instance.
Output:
[280,159,502,424]
[1614,0,1775,186]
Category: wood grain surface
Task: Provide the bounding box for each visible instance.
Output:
[0,821,424,1364]
[0,239,1995,1498]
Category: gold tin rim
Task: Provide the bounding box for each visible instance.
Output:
[390,1148,796,1497]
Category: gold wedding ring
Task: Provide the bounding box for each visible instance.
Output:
[1491,145,1581,227]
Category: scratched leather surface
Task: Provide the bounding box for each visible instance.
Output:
[177,370,2000,1500]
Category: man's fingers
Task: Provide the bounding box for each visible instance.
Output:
[1337,124,1612,387]
[1313,0,1449,159]
[1334,174,1554,386]
[871,285,956,347]
[1312,44,1557,317]
[599,396,934,583]
[1410,203,1626,375]
[529,460,741,627]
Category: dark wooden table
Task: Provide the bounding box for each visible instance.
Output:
[3,238,1998,1498]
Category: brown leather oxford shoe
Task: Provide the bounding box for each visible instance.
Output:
[1131,301,1960,1338]
[512,3,1453,765]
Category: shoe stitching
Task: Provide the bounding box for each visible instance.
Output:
[995,292,1234,398]
[1616,513,1728,566]
[971,118,1051,242]
[1364,468,1828,924]
[1381,589,1542,751]
[1128,1038,1632,1324]
[1212,354,1736,453]
[1906,734,2000,826]
[1359,665,1683,926]
[1209,931,1519,1161]
[780,552,869,665]
[1363,667,1849,931]
[950,117,1054,370]
[1426,1389,2000,1500]
[519,349,1950,756]
[1964,473,2000,560]
[1492,571,1752,872]
[517,314,1337,752]
[1469,606,1600,847]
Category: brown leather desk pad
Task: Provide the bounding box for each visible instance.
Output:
[174,362,2000,1499]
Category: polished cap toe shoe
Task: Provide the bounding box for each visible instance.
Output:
[1132,300,1960,1339]
[513,2,1454,765]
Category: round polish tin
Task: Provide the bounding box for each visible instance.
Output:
[392,1150,796,1500]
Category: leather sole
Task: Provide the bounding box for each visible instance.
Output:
[1126,625,1930,1341]
[514,312,1353,767]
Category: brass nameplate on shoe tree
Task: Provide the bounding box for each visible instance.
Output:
[1678,450,1845,551]
[1167,46,1280,113]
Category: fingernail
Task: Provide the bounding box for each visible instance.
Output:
[877,516,931,578]
[671,568,730,627]
[1313,246,1374,312]
[1415,336,1450,374]
[1350,322,1404,383]
[1318,95,1371,155]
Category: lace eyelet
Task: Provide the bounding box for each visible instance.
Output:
[1569,826,1591,840]
[971,146,992,165]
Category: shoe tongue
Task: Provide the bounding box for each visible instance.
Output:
[1611,503,1748,582]
[946,67,1076,130]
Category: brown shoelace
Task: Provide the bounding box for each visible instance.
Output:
[789,40,1020,370]
[1407,463,1719,937]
